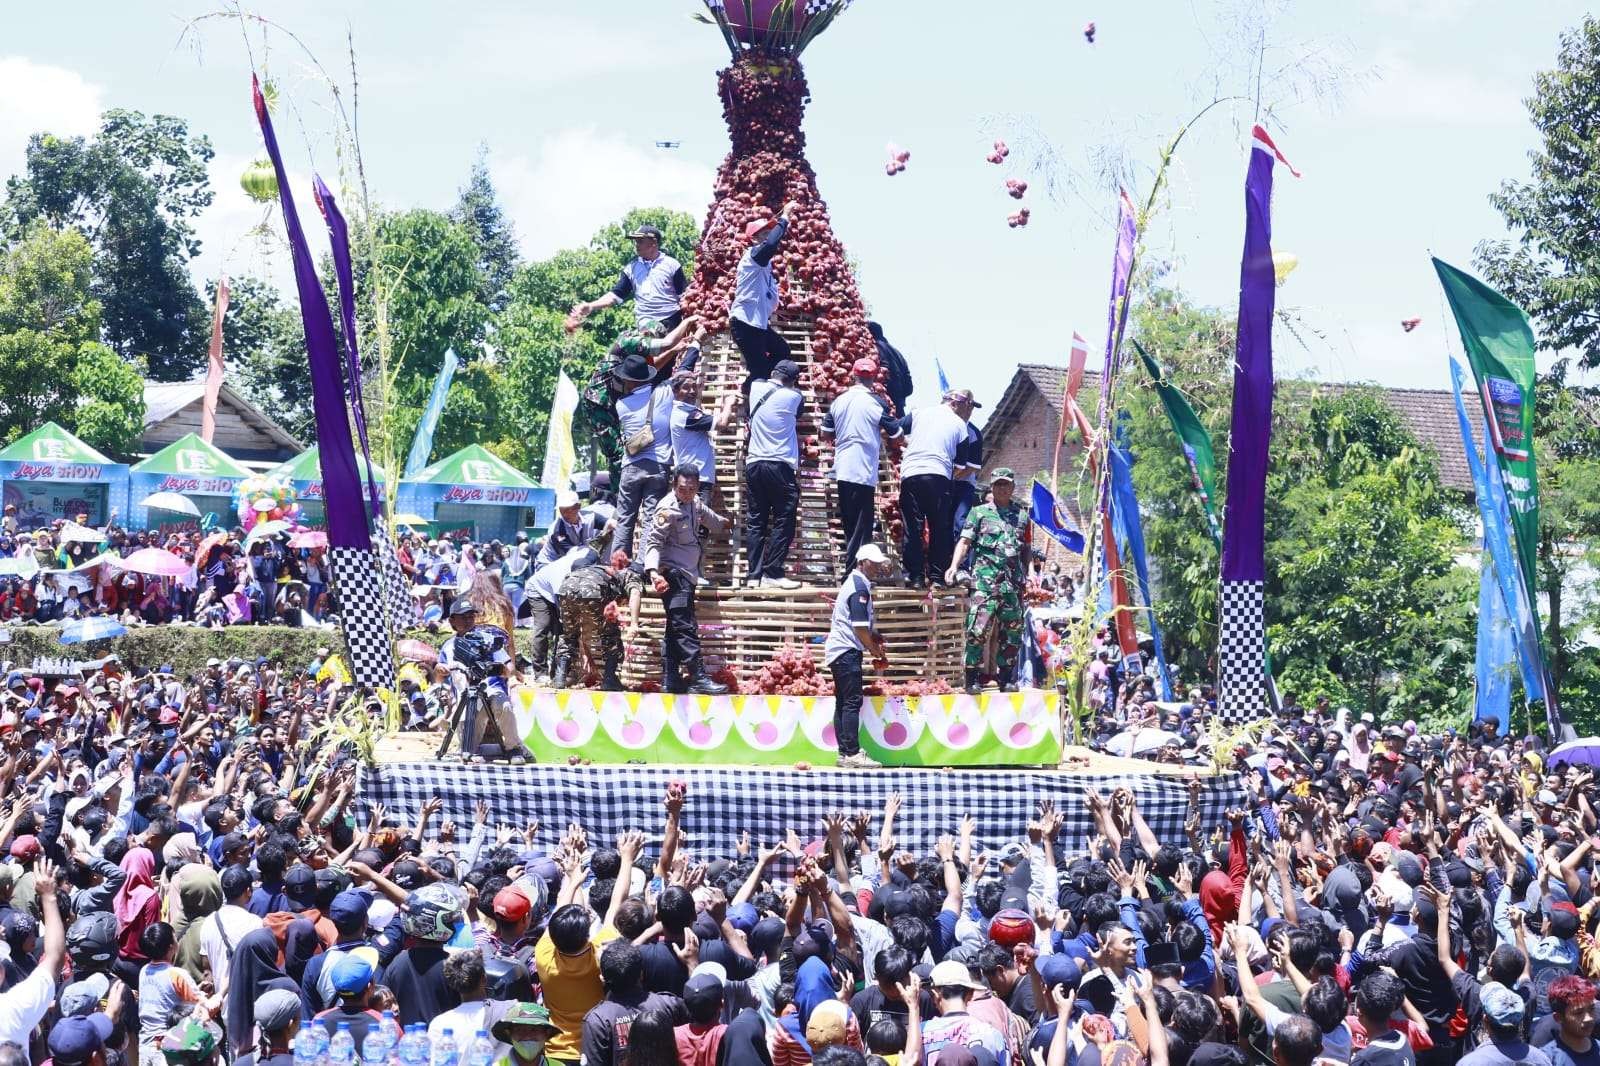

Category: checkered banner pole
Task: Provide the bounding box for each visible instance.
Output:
[1217,127,1296,726]
[359,763,1252,859]
[252,76,394,693]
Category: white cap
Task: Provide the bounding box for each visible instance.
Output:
[855,543,889,565]
[556,490,581,510]
[367,897,399,933]
[689,961,727,985]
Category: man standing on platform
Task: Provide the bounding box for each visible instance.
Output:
[553,552,629,692]
[669,367,738,507]
[822,358,903,571]
[540,490,614,566]
[730,201,798,401]
[644,465,730,695]
[612,353,675,561]
[567,224,687,333]
[824,543,894,770]
[744,359,804,590]
[947,389,984,541]
[898,391,978,588]
[947,468,1029,694]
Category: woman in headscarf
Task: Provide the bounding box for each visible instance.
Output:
[280,917,322,986]
[171,865,223,983]
[722,1011,773,1066]
[113,846,161,985]
[226,927,300,1066]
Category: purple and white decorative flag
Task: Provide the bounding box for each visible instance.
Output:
[313,177,416,634]
[1216,125,1298,723]
[252,76,395,691]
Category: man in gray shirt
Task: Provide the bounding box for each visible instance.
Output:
[643,465,730,695]
[823,543,894,769]
[744,360,804,589]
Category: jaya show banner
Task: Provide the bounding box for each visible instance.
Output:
[508,688,1063,767]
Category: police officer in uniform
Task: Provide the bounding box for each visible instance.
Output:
[643,465,730,695]
[946,467,1030,693]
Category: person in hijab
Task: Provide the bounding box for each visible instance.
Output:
[172,865,223,983]
[226,928,300,1066]
[281,918,322,987]
[113,847,161,985]
[722,1010,773,1066]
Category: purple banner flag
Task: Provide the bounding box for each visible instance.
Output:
[1216,126,1297,723]
[252,76,394,690]
[311,177,383,517]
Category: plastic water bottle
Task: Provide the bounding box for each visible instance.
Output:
[361,1027,389,1066]
[380,1012,403,1058]
[313,1025,332,1064]
[329,1022,357,1066]
[466,1031,495,1066]
[397,1026,428,1066]
[294,1028,321,1066]
[431,1028,459,1066]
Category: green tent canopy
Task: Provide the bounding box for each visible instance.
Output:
[131,434,251,479]
[405,444,538,488]
[0,423,113,465]
[269,446,386,487]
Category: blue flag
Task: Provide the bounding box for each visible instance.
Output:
[404,348,459,477]
[1109,437,1174,701]
[1451,358,1545,711]
[1030,481,1085,553]
[1475,553,1514,734]
[935,358,950,395]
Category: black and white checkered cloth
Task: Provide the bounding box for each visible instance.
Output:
[372,521,417,634]
[1217,579,1268,724]
[330,545,396,691]
[359,762,1252,856]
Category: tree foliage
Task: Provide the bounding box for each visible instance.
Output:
[450,146,521,314]
[2,110,214,380]
[1476,16,1600,367]
[0,223,144,454]
[1117,288,1475,717]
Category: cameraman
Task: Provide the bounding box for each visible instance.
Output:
[438,600,518,762]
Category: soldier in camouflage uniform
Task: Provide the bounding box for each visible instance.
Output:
[577,321,702,470]
[945,467,1030,693]
[553,554,632,691]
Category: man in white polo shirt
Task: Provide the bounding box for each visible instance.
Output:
[897,390,978,588]
[567,223,688,332]
[823,543,894,769]
[744,359,805,589]
[611,353,675,562]
[822,358,904,571]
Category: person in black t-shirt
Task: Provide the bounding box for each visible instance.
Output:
[850,946,937,1037]
[1351,973,1415,1066]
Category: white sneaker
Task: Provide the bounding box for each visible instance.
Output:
[837,751,882,769]
[768,577,801,590]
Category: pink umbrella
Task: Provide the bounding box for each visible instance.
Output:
[113,548,196,580]
[289,530,329,549]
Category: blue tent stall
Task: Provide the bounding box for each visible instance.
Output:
[0,424,128,530]
[397,445,553,542]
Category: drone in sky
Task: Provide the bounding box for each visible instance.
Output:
[655,140,682,149]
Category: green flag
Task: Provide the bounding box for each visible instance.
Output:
[1136,341,1223,545]
[1433,258,1542,634]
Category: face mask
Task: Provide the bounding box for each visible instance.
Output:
[512,1042,546,1060]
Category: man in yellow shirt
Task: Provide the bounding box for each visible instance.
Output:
[533,904,610,1066]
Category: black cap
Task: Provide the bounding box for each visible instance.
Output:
[772,359,800,383]
[448,598,479,618]
[613,353,656,384]
[627,224,664,241]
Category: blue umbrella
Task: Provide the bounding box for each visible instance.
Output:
[59,617,128,644]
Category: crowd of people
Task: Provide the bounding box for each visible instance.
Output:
[0,647,1578,1066]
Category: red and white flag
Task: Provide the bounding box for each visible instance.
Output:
[1251,124,1301,178]
[200,276,230,444]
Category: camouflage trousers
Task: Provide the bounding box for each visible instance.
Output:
[964,585,1023,672]
[557,594,623,677]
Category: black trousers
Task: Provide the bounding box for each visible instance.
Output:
[829,649,864,756]
[837,481,876,570]
[659,566,701,675]
[745,460,799,580]
[526,596,560,675]
[730,317,791,400]
[900,473,953,583]
[950,480,977,542]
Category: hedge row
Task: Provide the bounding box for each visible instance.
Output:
[1,625,447,677]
